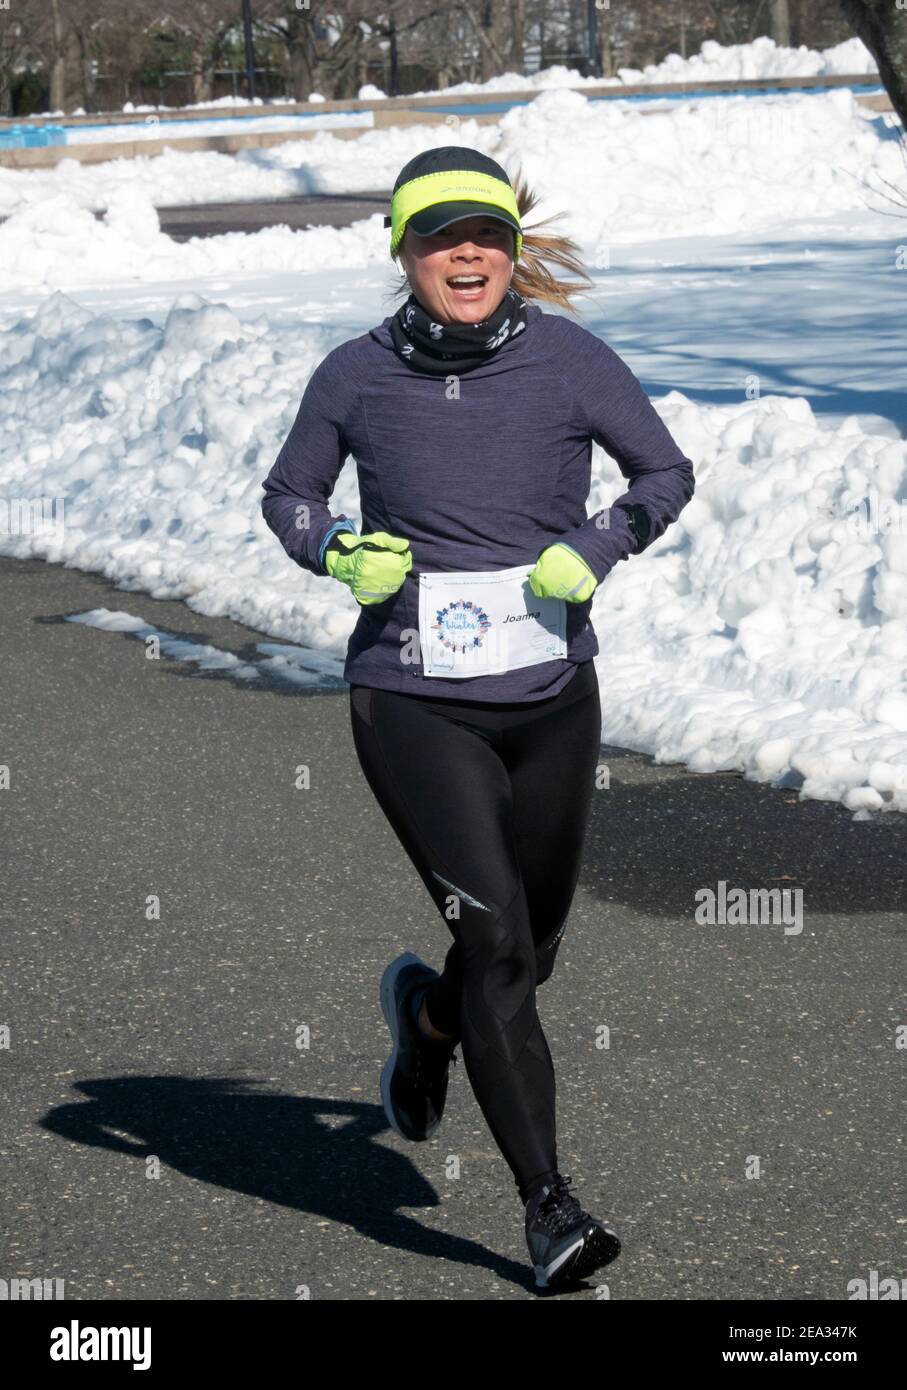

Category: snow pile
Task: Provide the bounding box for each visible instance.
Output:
[122,95,290,113]
[66,609,262,679]
[614,35,878,86]
[0,140,333,217]
[2,290,906,814]
[0,87,902,287]
[0,291,365,668]
[379,36,878,97]
[0,185,387,287]
[493,86,901,261]
[595,391,907,815]
[65,609,346,686]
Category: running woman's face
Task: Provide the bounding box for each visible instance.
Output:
[399,215,515,325]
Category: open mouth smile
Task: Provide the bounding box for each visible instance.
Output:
[446,275,489,300]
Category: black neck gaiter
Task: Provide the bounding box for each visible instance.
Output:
[390,286,530,375]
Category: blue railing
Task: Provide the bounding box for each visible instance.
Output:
[0,124,67,149]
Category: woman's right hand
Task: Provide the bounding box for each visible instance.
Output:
[324,531,413,605]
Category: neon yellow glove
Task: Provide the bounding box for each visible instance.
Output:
[528,543,598,603]
[324,530,412,605]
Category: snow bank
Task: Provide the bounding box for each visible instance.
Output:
[613,35,878,86]
[2,290,906,815]
[0,185,386,288]
[373,36,878,98]
[493,86,902,263]
[0,88,902,286]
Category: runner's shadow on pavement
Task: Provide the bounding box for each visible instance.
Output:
[39,1076,557,1294]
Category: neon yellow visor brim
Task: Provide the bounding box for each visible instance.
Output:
[389,169,522,262]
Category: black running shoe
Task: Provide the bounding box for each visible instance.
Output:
[525,1173,621,1289]
[379,951,459,1142]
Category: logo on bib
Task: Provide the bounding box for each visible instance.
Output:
[431,598,492,656]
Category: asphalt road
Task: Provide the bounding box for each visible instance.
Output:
[1,551,905,1300]
[153,191,394,241]
[0,192,394,241]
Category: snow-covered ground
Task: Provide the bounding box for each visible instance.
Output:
[2,73,907,817]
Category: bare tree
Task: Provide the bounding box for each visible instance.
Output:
[790,0,852,50]
[47,0,67,110]
[0,2,41,115]
[453,0,509,81]
[511,0,526,72]
[700,0,768,48]
[598,3,614,78]
[772,0,791,46]
[341,3,448,97]
[253,0,326,100]
[150,0,237,105]
[28,0,104,112]
[64,0,114,111]
[254,1,439,101]
[839,0,907,128]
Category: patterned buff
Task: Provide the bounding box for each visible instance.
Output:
[390,286,530,375]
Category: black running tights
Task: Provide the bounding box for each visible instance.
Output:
[348,659,602,1203]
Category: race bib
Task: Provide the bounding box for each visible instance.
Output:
[418,564,567,679]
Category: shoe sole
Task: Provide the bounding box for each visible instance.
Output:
[379,951,437,1143]
[534,1222,622,1289]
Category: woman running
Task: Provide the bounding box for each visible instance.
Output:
[261,146,695,1290]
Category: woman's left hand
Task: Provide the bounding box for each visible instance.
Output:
[528,543,599,603]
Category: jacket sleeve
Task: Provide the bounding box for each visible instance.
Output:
[554,337,696,584]
[260,354,358,577]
